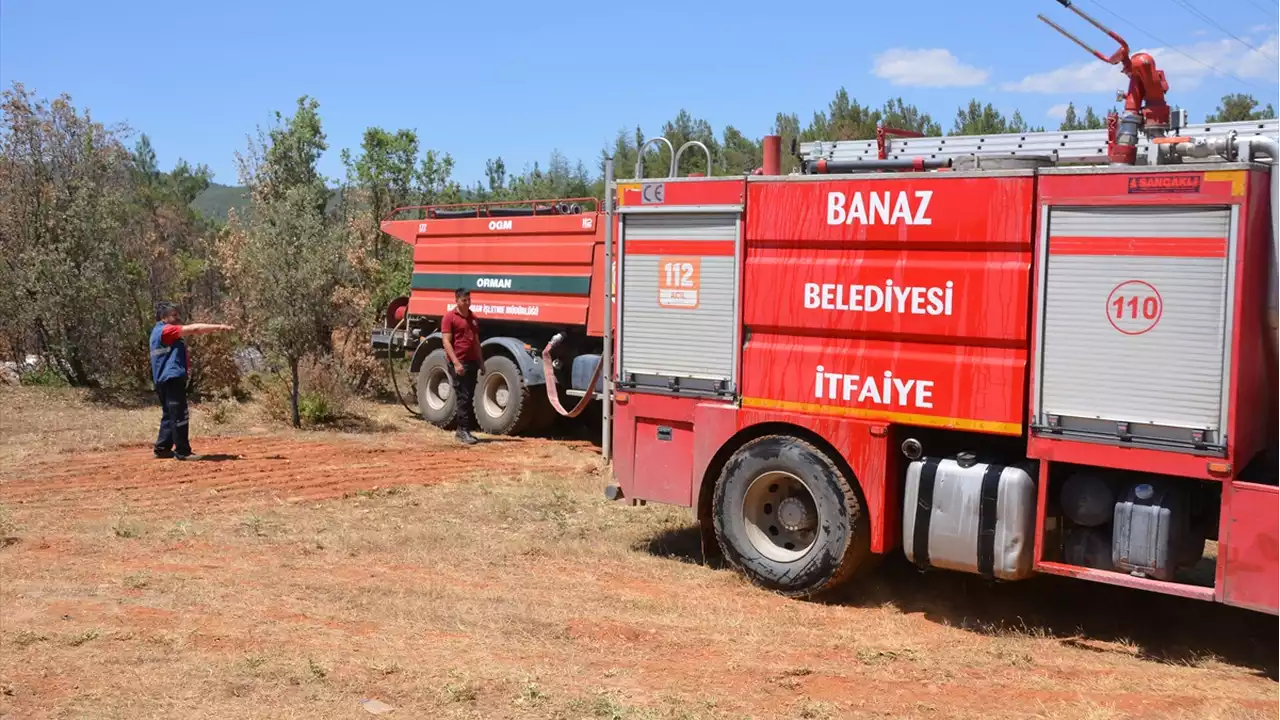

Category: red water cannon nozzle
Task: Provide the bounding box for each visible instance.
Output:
[1038,0,1170,164]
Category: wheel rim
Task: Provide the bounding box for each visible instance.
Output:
[482,372,509,419]
[742,470,819,562]
[424,367,450,411]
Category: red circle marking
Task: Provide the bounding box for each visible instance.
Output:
[1105,280,1163,335]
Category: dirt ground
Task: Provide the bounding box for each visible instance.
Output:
[0,387,1276,719]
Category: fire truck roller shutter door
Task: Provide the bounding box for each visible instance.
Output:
[619,213,738,393]
[1037,205,1233,450]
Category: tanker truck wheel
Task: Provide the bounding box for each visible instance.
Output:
[712,435,870,598]
[474,355,533,436]
[416,350,456,429]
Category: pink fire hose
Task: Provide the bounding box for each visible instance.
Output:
[541,333,602,418]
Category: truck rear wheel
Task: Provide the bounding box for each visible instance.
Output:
[416,349,456,429]
[712,435,870,598]
[474,355,533,436]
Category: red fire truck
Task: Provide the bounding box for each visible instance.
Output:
[604,9,1278,612]
[374,5,1279,612]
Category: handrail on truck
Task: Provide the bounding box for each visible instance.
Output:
[601,157,615,463]
[635,137,677,180]
[674,140,714,177]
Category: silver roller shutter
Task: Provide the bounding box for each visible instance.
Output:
[1036,205,1233,450]
[619,213,739,394]
[1049,206,1231,238]
[622,213,742,241]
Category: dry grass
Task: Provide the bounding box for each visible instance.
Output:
[0,386,1275,719]
[0,385,417,468]
[0,385,254,466]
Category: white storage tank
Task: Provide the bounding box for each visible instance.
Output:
[902,455,1038,581]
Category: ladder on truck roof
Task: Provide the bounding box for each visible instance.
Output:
[800,117,1280,165]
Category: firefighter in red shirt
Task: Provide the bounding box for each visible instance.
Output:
[441,288,484,445]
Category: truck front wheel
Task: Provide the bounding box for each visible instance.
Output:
[416,349,456,429]
[712,435,871,598]
[474,355,533,436]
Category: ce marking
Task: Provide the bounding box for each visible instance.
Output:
[641,183,665,204]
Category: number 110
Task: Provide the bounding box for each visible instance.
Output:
[1112,295,1158,320]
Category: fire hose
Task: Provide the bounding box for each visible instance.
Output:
[540,332,601,418]
[384,322,601,420]
[385,317,421,416]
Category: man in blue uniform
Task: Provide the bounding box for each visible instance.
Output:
[150,302,234,460]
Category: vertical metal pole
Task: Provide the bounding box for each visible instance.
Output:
[601,157,615,463]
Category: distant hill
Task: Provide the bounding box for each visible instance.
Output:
[192,183,250,222]
[191,183,343,223]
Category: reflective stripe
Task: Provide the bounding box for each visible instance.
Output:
[150,347,171,357]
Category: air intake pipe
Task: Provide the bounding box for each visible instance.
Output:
[762,135,781,175]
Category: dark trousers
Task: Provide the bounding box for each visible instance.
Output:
[453,360,479,433]
[154,378,191,456]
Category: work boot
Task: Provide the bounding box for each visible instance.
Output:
[174,452,204,461]
[455,430,478,446]
[154,450,174,459]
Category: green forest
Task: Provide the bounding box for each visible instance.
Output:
[1,81,1274,425]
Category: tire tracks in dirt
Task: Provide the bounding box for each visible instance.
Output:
[0,434,597,514]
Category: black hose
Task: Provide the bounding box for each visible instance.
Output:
[428,204,584,220]
[429,208,484,219]
[385,318,420,416]
[488,205,557,217]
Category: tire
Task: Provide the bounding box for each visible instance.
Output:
[473,355,533,436]
[416,349,456,429]
[712,435,871,598]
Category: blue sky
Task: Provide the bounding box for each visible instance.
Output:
[2,0,1276,187]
